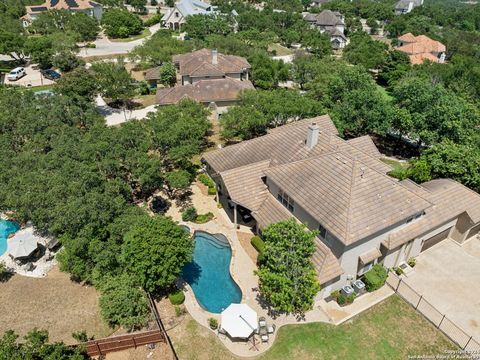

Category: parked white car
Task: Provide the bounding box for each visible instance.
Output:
[6,67,26,81]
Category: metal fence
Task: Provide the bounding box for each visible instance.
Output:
[386,273,480,355]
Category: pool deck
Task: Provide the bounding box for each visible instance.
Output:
[168,183,393,357]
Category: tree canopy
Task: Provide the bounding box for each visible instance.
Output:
[256,219,320,314]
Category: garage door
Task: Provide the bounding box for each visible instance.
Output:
[421,228,451,252]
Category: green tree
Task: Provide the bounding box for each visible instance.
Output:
[92,59,135,115]
[54,67,98,101]
[102,9,143,38]
[183,14,233,40]
[120,216,194,292]
[220,105,269,141]
[255,219,320,313]
[250,53,289,89]
[0,329,86,359]
[164,170,191,199]
[159,62,177,87]
[343,32,388,70]
[126,0,147,13]
[99,274,150,329]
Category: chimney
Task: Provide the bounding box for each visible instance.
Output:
[212,49,218,65]
[306,123,319,149]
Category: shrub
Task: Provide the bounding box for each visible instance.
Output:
[393,267,404,276]
[71,330,88,343]
[250,236,265,253]
[85,43,96,48]
[207,187,217,195]
[168,289,185,305]
[407,257,416,267]
[337,293,355,306]
[362,264,388,292]
[182,207,197,222]
[330,290,340,300]
[144,14,161,27]
[208,317,218,330]
[175,305,186,317]
[217,203,223,209]
[195,212,214,224]
[137,81,150,95]
[0,262,11,282]
[198,173,215,188]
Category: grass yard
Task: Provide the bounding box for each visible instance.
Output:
[169,296,456,360]
[110,28,151,43]
[268,43,294,56]
[0,266,111,344]
[380,157,410,169]
[376,84,393,101]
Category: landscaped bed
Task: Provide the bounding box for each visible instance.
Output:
[169,296,456,360]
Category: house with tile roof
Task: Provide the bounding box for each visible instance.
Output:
[155,49,254,108]
[202,116,480,297]
[395,0,423,15]
[304,10,348,49]
[162,0,217,30]
[23,0,102,26]
[397,33,446,65]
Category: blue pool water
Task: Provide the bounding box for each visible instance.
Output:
[0,219,20,256]
[182,231,242,313]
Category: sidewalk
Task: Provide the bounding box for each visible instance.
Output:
[95,95,157,126]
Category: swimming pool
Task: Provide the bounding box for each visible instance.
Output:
[0,219,20,256]
[182,231,242,313]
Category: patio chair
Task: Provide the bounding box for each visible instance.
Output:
[261,334,269,343]
[259,316,267,327]
[267,324,276,334]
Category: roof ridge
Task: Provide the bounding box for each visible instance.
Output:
[344,159,359,243]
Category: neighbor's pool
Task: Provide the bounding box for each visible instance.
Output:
[182,231,242,313]
[0,219,20,256]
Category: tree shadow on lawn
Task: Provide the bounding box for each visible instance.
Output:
[254,287,307,322]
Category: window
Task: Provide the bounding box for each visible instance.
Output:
[318,225,327,239]
[277,189,294,212]
[175,12,179,17]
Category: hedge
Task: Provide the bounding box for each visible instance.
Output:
[250,236,265,253]
[169,290,185,305]
[195,212,214,224]
[198,174,215,188]
[362,264,388,292]
[182,207,197,222]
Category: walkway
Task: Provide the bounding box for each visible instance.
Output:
[167,183,393,357]
[95,95,157,126]
[78,23,161,58]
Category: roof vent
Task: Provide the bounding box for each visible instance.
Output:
[306,122,320,150]
[360,167,366,178]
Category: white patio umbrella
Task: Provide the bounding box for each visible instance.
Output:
[7,230,38,259]
[221,303,258,339]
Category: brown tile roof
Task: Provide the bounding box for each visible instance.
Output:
[155,78,254,105]
[203,116,391,176]
[27,0,100,14]
[144,66,161,81]
[252,194,344,284]
[397,33,446,65]
[346,135,381,158]
[264,152,432,245]
[383,179,480,249]
[219,160,271,211]
[252,193,293,230]
[172,49,250,77]
[359,248,382,265]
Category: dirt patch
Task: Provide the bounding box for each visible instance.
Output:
[104,341,174,360]
[237,231,258,264]
[0,266,111,344]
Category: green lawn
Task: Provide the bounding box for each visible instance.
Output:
[170,296,456,360]
[376,84,393,101]
[380,157,410,169]
[109,28,151,42]
[268,43,294,56]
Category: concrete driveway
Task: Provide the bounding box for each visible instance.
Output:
[78,23,161,58]
[95,95,157,126]
[2,64,55,87]
[402,238,480,342]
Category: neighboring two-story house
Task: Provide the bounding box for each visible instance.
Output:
[397,33,446,64]
[394,0,423,15]
[304,10,348,49]
[162,0,217,30]
[23,0,102,26]
[155,49,254,108]
[203,116,480,298]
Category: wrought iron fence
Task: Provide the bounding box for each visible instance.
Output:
[386,273,480,356]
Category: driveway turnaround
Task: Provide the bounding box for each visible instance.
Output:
[402,238,480,342]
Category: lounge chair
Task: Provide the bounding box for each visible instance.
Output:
[261,334,269,343]
[259,316,267,327]
[267,324,276,334]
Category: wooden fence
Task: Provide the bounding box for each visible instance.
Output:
[83,329,165,357]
